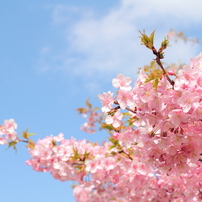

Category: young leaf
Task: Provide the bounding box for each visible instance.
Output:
[6,141,17,152]
[93,107,100,111]
[72,147,80,160]
[100,123,114,130]
[22,128,35,139]
[85,98,92,108]
[153,78,159,90]
[76,108,87,114]
[26,139,35,149]
[161,37,170,51]
[149,30,155,45]
[139,30,155,49]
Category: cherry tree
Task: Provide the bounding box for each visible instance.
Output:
[1,31,202,202]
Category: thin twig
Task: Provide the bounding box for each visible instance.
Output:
[152,46,175,87]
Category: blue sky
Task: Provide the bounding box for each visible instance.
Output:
[0,0,202,201]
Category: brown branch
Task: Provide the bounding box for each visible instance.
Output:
[114,101,136,114]
[156,57,175,86]
[118,150,133,160]
[16,137,29,143]
[151,46,175,88]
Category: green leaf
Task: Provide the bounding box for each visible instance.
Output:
[108,137,119,145]
[84,151,90,159]
[85,98,92,108]
[100,123,114,130]
[127,117,137,126]
[76,108,87,114]
[110,151,117,156]
[149,30,155,45]
[143,64,163,88]
[6,141,17,152]
[72,147,80,160]
[108,137,120,150]
[109,144,116,150]
[75,165,84,173]
[26,139,35,149]
[161,37,170,51]
[122,112,131,116]
[139,30,155,49]
[139,30,150,43]
[8,141,17,147]
[22,128,35,139]
[153,78,159,90]
[52,140,57,146]
[93,107,100,111]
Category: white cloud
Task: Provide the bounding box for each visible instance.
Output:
[38,0,202,82]
[129,0,202,23]
[40,46,50,55]
[52,5,81,24]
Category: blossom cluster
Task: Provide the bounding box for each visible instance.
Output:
[80,110,99,134]
[76,100,100,133]
[26,133,111,182]
[25,131,202,201]
[0,119,17,145]
[20,53,202,201]
[2,51,202,201]
[99,53,202,175]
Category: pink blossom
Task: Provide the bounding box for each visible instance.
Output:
[192,103,202,119]
[0,137,7,145]
[112,132,120,139]
[117,89,134,109]
[0,119,18,144]
[168,109,189,126]
[167,69,176,76]
[112,73,132,90]
[81,111,99,133]
[177,91,200,113]
[98,91,114,112]
[167,30,176,39]
[3,119,17,132]
[105,110,123,128]
[137,82,155,103]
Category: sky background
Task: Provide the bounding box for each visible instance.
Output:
[0,0,202,201]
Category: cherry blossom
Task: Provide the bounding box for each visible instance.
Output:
[105,110,123,128]
[112,73,132,90]
[98,91,114,112]
[3,50,202,201]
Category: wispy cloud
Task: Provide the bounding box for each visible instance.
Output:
[37,0,202,81]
